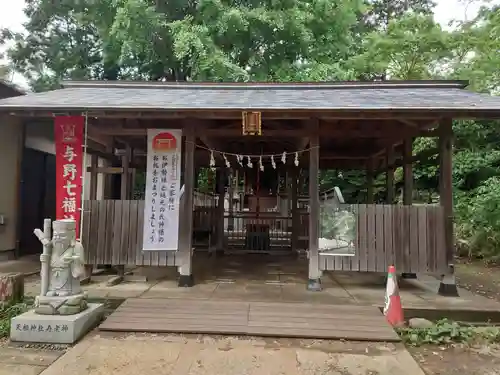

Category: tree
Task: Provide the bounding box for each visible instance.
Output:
[0,65,10,80]
[352,13,451,80]
[363,0,435,29]
[450,5,500,92]
[1,0,364,89]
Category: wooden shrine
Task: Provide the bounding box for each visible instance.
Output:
[2,80,500,292]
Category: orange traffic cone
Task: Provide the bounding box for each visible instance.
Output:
[383,265,404,327]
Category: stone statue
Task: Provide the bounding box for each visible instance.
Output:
[33,219,88,315]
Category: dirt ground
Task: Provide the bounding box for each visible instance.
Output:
[409,260,500,375]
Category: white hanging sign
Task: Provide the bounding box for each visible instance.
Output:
[142,129,182,251]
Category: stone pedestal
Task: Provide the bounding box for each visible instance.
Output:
[10,303,104,344]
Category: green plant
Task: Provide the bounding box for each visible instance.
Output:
[397,319,478,346]
[0,302,30,338]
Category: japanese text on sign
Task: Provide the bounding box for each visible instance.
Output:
[143,129,182,251]
[54,116,84,238]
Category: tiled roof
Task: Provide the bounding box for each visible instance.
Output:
[0,80,499,113]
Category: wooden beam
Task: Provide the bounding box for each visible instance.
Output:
[89,154,98,200]
[178,122,195,285]
[291,168,299,253]
[13,109,489,120]
[403,139,413,205]
[386,146,395,204]
[307,119,321,287]
[375,146,439,174]
[216,169,225,252]
[439,118,454,266]
[87,166,125,174]
[120,145,131,199]
[366,159,374,204]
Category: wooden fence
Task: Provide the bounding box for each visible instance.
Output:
[81,200,446,273]
[319,204,446,274]
[81,200,178,266]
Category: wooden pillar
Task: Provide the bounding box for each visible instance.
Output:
[403,139,413,205]
[228,169,234,230]
[103,144,114,199]
[366,160,374,204]
[401,139,417,279]
[386,146,395,204]
[438,118,458,296]
[216,169,226,253]
[178,123,195,287]
[129,148,136,198]
[307,130,321,290]
[83,154,99,283]
[120,145,131,200]
[291,167,299,253]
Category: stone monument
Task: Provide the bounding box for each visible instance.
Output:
[10,219,104,344]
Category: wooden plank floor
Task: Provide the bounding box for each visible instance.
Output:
[99,298,400,342]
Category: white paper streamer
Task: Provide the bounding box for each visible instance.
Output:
[210,150,216,171]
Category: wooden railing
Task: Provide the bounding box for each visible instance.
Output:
[81,200,446,273]
[319,204,446,274]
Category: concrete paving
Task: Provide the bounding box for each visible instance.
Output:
[0,255,40,276]
[40,333,426,375]
[18,254,500,312]
[0,345,64,375]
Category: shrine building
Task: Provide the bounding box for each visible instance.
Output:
[1,80,500,295]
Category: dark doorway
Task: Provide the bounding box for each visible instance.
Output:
[18,148,56,256]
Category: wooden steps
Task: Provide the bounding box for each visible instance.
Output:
[99,298,400,342]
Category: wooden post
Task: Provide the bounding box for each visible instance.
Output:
[216,169,225,254]
[129,148,136,198]
[120,145,130,200]
[386,146,395,204]
[366,160,374,204]
[83,154,99,283]
[291,167,299,254]
[228,169,234,230]
[89,154,98,200]
[402,139,417,279]
[307,130,321,291]
[103,143,114,199]
[438,118,458,296]
[403,139,413,205]
[178,123,195,287]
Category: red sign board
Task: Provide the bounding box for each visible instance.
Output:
[54,116,84,238]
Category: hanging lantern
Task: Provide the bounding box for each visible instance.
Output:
[242,111,262,136]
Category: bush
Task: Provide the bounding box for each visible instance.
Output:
[0,302,30,338]
[455,177,500,263]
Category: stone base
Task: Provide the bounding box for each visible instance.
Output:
[307,278,322,291]
[10,303,104,344]
[438,280,460,297]
[401,273,417,279]
[178,274,194,287]
[35,293,88,315]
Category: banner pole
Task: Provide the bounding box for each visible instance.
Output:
[79,112,89,241]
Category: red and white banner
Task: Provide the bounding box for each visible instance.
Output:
[54,116,84,238]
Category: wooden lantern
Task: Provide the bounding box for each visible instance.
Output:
[242,111,262,136]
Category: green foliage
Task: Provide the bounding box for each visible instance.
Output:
[397,319,500,346]
[0,301,30,338]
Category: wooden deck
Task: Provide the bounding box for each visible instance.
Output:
[99,298,400,342]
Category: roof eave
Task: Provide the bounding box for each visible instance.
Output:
[61,80,470,90]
